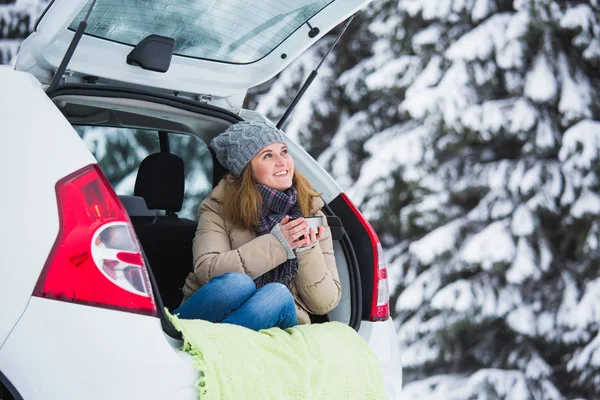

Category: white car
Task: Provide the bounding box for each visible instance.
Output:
[0,1,402,399]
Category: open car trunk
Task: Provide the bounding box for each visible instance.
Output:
[49,85,363,337]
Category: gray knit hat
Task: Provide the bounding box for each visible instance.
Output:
[211,120,285,177]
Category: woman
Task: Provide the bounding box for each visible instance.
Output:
[175,120,341,331]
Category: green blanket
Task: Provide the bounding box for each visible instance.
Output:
[169,313,385,400]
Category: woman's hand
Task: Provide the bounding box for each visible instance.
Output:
[279,216,324,249]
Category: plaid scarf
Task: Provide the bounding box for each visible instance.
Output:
[254,184,303,290]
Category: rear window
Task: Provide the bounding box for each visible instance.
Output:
[73,126,213,220]
[70,0,333,64]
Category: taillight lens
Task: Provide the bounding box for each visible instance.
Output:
[341,193,390,321]
[33,165,157,316]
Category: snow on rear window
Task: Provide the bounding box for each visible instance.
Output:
[70,0,332,64]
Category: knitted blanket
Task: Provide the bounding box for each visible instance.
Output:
[169,313,385,400]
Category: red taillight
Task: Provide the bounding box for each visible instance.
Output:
[33,165,157,316]
[341,193,390,322]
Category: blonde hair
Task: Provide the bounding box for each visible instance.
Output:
[220,167,321,230]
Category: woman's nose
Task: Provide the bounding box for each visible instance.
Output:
[274,154,285,165]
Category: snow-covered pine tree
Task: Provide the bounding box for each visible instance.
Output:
[0,0,49,66]
[334,0,600,398]
[256,0,600,397]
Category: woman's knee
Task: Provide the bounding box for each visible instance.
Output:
[210,272,255,295]
[213,272,254,287]
[260,283,295,308]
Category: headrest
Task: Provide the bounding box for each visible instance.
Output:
[134,152,184,212]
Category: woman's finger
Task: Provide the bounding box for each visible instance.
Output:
[295,228,310,241]
[281,220,307,235]
[283,217,305,229]
[317,226,324,238]
[308,228,317,244]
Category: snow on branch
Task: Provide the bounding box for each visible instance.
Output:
[460,220,516,270]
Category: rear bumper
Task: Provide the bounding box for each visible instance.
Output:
[359,319,403,400]
[0,297,198,400]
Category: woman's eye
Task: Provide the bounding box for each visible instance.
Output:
[264,153,272,159]
[281,149,288,155]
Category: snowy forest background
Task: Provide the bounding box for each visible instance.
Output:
[2,0,600,398]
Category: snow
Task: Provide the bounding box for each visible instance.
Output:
[461,100,512,138]
[559,119,600,169]
[446,13,512,62]
[546,162,563,198]
[401,374,469,399]
[583,38,600,62]
[460,220,516,270]
[560,4,595,32]
[571,190,600,218]
[401,336,442,368]
[511,204,534,236]
[412,24,442,51]
[490,197,515,220]
[525,353,553,380]
[403,368,558,400]
[506,238,538,284]
[498,11,529,69]
[430,279,476,312]
[539,240,552,272]
[349,123,427,202]
[519,163,542,195]
[568,331,600,373]
[256,44,331,144]
[485,160,511,191]
[0,39,20,67]
[454,369,530,400]
[113,170,137,195]
[558,53,592,123]
[430,278,518,317]
[409,219,463,265]
[396,268,442,311]
[405,55,444,94]
[574,278,600,329]
[364,55,419,91]
[507,305,537,336]
[585,222,599,252]
[472,0,494,22]
[399,0,454,21]
[402,61,476,127]
[317,110,379,191]
[525,52,557,103]
[557,273,582,330]
[535,116,556,149]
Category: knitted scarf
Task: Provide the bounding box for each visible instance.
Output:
[254,184,303,290]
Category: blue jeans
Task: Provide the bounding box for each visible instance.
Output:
[173,272,298,331]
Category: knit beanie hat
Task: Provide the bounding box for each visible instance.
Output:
[211,120,285,177]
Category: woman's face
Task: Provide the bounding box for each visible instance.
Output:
[250,142,294,191]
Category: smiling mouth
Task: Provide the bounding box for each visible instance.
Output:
[274,170,289,177]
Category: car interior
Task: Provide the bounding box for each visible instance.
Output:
[52,87,363,334]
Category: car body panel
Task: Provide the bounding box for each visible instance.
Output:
[0,68,96,349]
[15,0,373,113]
[0,297,198,400]
[359,320,403,399]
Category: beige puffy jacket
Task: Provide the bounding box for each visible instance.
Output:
[182,180,342,325]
